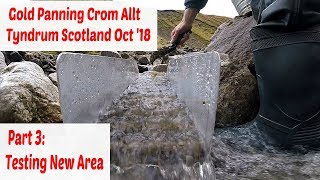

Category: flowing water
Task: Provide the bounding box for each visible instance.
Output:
[100,71,320,180]
[214,123,320,179]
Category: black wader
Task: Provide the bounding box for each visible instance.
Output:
[250,0,320,147]
[184,0,320,147]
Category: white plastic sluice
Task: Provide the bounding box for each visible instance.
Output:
[57,53,139,123]
[167,52,221,145]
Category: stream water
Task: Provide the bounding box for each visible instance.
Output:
[100,72,320,180]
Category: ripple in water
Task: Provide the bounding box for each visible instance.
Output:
[214,122,320,179]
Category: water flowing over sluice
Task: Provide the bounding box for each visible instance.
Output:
[100,72,214,179]
[99,72,320,180]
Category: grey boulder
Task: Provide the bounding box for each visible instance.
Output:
[0,61,61,123]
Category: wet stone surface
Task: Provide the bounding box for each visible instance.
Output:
[100,72,205,169]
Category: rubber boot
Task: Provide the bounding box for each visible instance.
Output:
[250,26,320,147]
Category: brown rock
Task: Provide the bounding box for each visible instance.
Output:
[135,51,147,55]
[138,56,149,65]
[217,65,259,127]
[206,16,259,127]
[29,58,43,68]
[152,64,168,72]
[100,51,121,58]
[120,53,130,59]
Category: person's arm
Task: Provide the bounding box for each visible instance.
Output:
[185,0,208,10]
[170,0,208,44]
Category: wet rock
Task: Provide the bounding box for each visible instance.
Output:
[205,15,259,127]
[48,73,58,86]
[152,64,168,72]
[163,54,169,60]
[23,52,57,74]
[150,55,158,65]
[18,51,27,57]
[162,54,169,62]
[23,53,34,61]
[152,58,162,66]
[41,60,56,74]
[183,46,197,53]
[1,52,10,65]
[138,65,148,73]
[9,51,24,62]
[45,67,56,74]
[0,61,62,123]
[29,58,43,67]
[176,49,188,55]
[168,50,179,56]
[43,64,49,69]
[138,56,149,65]
[120,53,130,59]
[47,59,56,67]
[135,51,147,55]
[100,51,121,58]
[0,52,6,73]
